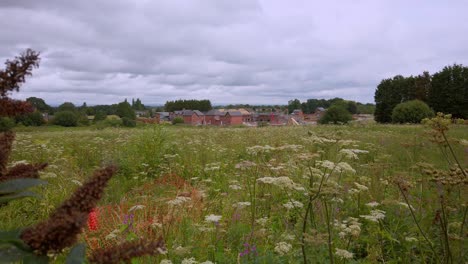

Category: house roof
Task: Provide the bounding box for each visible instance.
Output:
[178,110,204,116]
[156,112,170,117]
[316,107,326,112]
[205,109,224,116]
[226,111,242,116]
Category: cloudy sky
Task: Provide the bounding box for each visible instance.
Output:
[1,0,467,106]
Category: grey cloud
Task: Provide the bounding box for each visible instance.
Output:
[2,0,468,105]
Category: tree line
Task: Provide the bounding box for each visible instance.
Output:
[164,99,212,112]
[287,98,375,115]
[374,64,468,123]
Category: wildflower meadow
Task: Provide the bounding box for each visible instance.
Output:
[1,118,467,263]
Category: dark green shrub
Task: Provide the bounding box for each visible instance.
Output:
[77,112,90,126]
[122,117,136,127]
[172,116,184,125]
[392,100,434,124]
[53,111,78,127]
[0,117,15,132]
[319,106,352,124]
[15,111,45,126]
[94,111,107,122]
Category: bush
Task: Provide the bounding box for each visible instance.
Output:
[0,117,15,132]
[122,117,136,127]
[15,111,45,126]
[392,100,434,124]
[319,106,352,124]
[77,112,90,126]
[172,117,184,125]
[94,111,107,122]
[53,111,78,127]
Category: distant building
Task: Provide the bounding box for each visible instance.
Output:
[174,110,205,125]
[155,112,170,122]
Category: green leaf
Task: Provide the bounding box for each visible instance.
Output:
[0,191,40,204]
[0,230,31,251]
[65,243,86,264]
[0,178,47,194]
[0,244,44,264]
[24,254,49,264]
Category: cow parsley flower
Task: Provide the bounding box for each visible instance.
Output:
[283,200,304,209]
[274,242,292,255]
[205,214,222,223]
[167,196,191,206]
[366,201,380,208]
[335,248,354,259]
[360,209,386,223]
[181,257,198,264]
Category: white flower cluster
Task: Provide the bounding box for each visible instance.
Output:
[229,184,242,190]
[349,182,369,194]
[246,145,275,155]
[459,139,468,146]
[235,160,257,169]
[257,176,304,191]
[335,217,361,239]
[335,248,354,259]
[360,209,386,223]
[205,214,222,223]
[304,134,337,144]
[318,160,336,170]
[336,162,356,174]
[255,217,269,226]
[366,201,380,208]
[167,196,192,206]
[181,257,198,264]
[283,199,304,209]
[274,241,292,255]
[339,148,369,160]
[233,202,251,208]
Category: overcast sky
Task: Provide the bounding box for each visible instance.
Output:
[1,0,467,106]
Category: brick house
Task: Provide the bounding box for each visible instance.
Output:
[204,110,243,125]
[291,109,304,121]
[174,110,205,125]
[255,112,281,124]
[222,111,243,125]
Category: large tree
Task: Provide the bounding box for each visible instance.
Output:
[429,64,468,119]
[374,75,416,123]
[26,97,50,112]
[116,100,136,119]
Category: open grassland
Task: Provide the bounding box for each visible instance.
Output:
[2,124,467,263]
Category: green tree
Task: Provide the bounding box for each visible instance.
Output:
[116,101,136,120]
[346,101,358,114]
[26,97,50,112]
[429,64,468,119]
[288,99,301,113]
[53,111,78,127]
[319,105,352,124]
[391,100,434,123]
[58,102,76,112]
[374,76,407,123]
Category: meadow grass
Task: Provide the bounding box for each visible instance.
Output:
[2,123,467,263]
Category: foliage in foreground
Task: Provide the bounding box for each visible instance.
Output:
[0,50,165,263]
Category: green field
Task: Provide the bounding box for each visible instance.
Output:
[2,123,467,263]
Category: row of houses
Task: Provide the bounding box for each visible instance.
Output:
[146,108,327,126]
